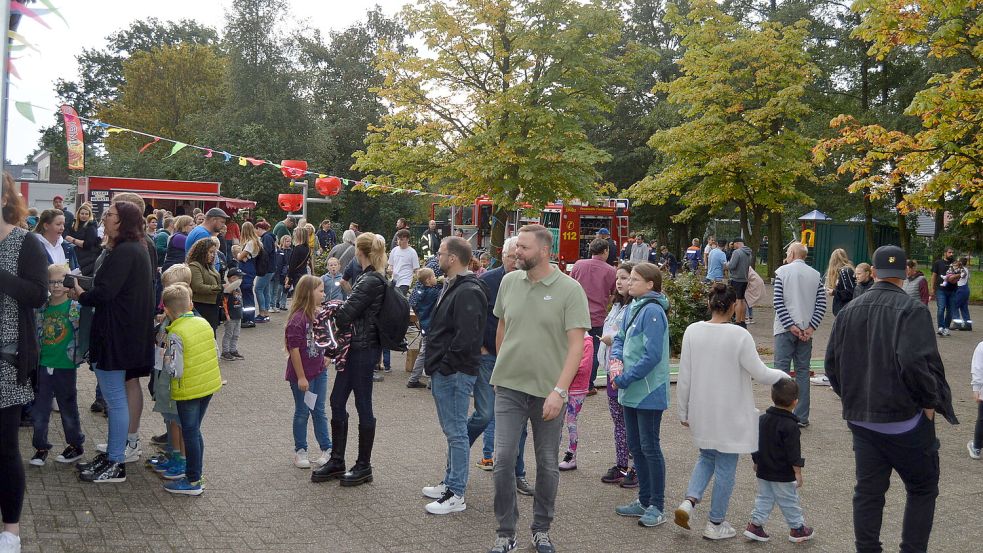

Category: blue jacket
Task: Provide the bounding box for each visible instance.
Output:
[409,282,441,332]
[612,291,671,410]
[275,248,290,281]
[478,267,506,354]
[322,272,347,302]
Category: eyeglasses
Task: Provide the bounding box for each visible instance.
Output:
[48,280,64,286]
[103,212,118,219]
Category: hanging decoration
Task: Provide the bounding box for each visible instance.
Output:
[13,102,457,200]
[315,176,343,197]
[280,159,308,179]
[278,193,304,213]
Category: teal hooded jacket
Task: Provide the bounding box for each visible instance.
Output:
[611,291,670,410]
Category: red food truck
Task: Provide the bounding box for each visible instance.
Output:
[75,176,256,218]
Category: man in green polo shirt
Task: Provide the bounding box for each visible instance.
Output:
[272,216,295,241]
[487,224,590,553]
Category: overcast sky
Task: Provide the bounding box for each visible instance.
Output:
[6,0,409,164]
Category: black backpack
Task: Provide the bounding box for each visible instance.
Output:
[370,274,410,351]
[254,244,271,275]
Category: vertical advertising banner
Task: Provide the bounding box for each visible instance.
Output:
[60,105,85,171]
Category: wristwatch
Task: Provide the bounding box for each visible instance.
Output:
[553,386,568,399]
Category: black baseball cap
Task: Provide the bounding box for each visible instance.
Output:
[226,267,244,278]
[872,245,906,279]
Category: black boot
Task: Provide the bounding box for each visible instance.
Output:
[340,423,375,487]
[312,419,348,483]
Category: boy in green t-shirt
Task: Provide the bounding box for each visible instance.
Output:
[29,264,85,467]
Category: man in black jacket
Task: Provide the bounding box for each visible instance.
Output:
[825,245,957,553]
[421,236,488,516]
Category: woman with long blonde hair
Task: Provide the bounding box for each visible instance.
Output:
[237,222,263,325]
[311,232,388,487]
[64,202,102,276]
[826,248,855,316]
[283,274,332,469]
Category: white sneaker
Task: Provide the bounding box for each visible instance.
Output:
[315,450,330,467]
[0,531,21,553]
[96,442,142,463]
[425,490,466,515]
[422,482,448,499]
[294,449,311,469]
[942,328,951,336]
[809,375,830,386]
[673,499,694,529]
[968,441,982,460]
[937,327,945,336]
[703,521,737,540]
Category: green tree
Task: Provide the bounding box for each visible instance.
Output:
[631,0,817,272]
[814,0,983,237]
[353,0,629,261]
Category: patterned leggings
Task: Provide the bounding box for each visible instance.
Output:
[608,393,630,467]
[563,393,587,453]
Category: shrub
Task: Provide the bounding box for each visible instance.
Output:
[662,272,710,357]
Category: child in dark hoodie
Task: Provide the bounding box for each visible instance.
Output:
[407,268,441,388]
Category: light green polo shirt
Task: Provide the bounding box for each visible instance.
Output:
[492,267,590,398]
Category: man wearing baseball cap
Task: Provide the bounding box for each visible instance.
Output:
[597,228,618,266]
[825,245,956,553]
[185,207,229,256]
[52,194,74,234]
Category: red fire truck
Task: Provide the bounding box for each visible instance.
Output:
[431,196,630,269]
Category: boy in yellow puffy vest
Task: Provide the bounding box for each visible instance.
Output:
[160,284,222,496]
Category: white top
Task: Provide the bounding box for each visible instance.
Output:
[37,233,67,267]
[388,245,420,287]
[677,321,788,454]
[242,240,258,259]
[971,341,983,393]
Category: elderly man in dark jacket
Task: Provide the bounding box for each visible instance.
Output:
[421,236,488,515]
[825,245,956,553]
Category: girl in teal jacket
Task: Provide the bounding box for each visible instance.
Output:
[611,262,671,528]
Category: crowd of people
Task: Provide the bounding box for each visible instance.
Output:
[0,173,979,553]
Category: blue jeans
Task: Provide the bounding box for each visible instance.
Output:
[685,449,739,524]
[935,288,952,329]
[751,479,804,529]
[952,285,971,326]
[381,350,391,369]
[773,331,813,424]
[467,354,496,451]
[254,273,273,313]
[272,278,287,309]
[331,348,378,425]
[289,371,331,452]
[94,369,128,463]
[431,371,477,496]
[32,368,85,450]
[623,407,666,511]
[176,394,213,483]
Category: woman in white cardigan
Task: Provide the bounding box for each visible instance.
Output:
[673,282,789,540]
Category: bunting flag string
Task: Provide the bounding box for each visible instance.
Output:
[13,101,459,200]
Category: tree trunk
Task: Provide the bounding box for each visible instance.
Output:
[863,187,876,258]
[489,205,510,268]
[894,186,911,254]
[768,210,783,279]
[934,197,945,239]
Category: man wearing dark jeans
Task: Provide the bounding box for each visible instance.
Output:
[826,245,957,553]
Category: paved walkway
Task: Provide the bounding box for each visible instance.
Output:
[18,303,982,552]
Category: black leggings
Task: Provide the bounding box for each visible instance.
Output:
[0,405,25,524]
[330,347,378,427]
[194,302,221,334]
[975,401,983,450]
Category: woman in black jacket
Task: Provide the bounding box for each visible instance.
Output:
[0,175,48,548]
[71,201,155,484]
[64,202,101,276]
[285,226,311,292]
[312,232,386,487]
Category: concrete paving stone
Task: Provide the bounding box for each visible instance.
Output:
[17,299,983,551]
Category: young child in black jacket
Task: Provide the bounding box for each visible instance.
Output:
[744,379,814,543]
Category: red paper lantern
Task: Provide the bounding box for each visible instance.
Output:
[315,176,343,196]
[280,159,308,179]
[278,193,304,212]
